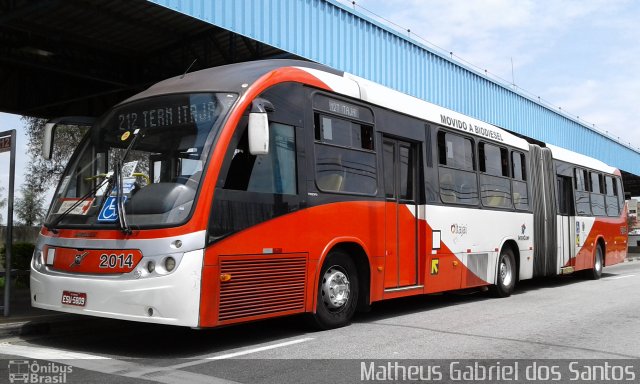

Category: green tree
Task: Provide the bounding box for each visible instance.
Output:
[0,186,6,223]
[14,178,45,226]
[22,116,86,191]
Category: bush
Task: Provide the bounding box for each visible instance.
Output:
[1,243,35,270]
[1,243,34,288]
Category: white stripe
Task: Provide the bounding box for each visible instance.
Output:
[607,274,636,280]
[206,337,314,360]
[0,342,109,359]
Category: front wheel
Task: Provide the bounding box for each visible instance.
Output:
[310,251,359,330]
[490,247,516,297]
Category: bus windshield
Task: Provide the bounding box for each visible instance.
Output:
[45,92,238,230]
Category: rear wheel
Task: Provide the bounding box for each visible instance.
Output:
[587,244,604,280]
[490,247,516,297]
[310,251,359,330]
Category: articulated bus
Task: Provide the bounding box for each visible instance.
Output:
[31,60,628,329]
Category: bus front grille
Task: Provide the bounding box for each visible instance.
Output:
[218,254,308,323]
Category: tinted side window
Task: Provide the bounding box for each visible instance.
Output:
[383,142,395,199]
[513,180,529,210]
[438,132,475,171]
[314,112,376,195]
[479,143,508,177]
[315,145,376,195]
[590,172,605,216]
[437,131,478,205]
[224,123,297,195]
[590,172,602,194]
[605,176,619,216]
[315,114,374,150]
[511,151,528,210]
[605,176,614,195]
[512,152,526,180]
[574,168,590,215]
[399,145,414,201]
[478,142,511,209]
[616,177,624,215]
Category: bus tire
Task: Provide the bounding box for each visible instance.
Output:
[310,251,359,330]
[490,247,516,298]
[587,243,604,280]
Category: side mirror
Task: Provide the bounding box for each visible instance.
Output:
[248,98,274,155]
[42,116,95,160]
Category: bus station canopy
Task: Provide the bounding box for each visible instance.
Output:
[0,0,296,119]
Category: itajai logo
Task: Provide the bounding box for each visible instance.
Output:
[518,223,530,241]
[450,224,468,235]
[8,360,72,383]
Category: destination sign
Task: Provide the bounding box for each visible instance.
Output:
[118,101,219,131]
[313,94,373,123]
[114,93,238,132]
[0,135,11,153]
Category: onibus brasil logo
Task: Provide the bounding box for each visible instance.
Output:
[8,360,72,383]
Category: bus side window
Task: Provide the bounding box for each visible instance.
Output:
[574,168,591,215]
[313,113,377,195]
[615,177,624,216]
[478,142,512,209]
[590,171,606,216]
[605,175,619,216]
[223,123,297,195]
[511,151,529,210]
[437,131,478,205]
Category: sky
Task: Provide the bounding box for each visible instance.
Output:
[2,0,640,222]
[337,0,640,146]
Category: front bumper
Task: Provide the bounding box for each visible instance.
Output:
[30,249,203,327]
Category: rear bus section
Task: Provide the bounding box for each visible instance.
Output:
[32,60,628,329]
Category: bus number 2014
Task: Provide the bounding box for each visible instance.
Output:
[99,254,134,269]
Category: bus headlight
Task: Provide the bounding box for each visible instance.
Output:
[33,250,44,270]
[147,260,155,273]
[164,257,176,272]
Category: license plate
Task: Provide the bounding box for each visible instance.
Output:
[61,291,87,307]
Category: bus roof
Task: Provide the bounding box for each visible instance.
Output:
[119,59,617,171]
[547,143,617,174]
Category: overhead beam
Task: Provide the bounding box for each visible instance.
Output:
[0,56,128,87]
[0,0,57,25]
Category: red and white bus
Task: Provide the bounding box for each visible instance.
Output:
[31,60,628,329]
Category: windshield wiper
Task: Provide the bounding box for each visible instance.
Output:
[113,128,145,234]
[115,161,131,234]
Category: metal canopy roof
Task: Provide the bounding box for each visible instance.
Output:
[0,0,297,118]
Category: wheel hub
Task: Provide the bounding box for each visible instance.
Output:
[500,258,513,287]
[321,267,350,309]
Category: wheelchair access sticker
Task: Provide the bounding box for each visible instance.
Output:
[98,196,127,222]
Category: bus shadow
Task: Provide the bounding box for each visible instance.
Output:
[352,290,491,324]
[20,314,314,359]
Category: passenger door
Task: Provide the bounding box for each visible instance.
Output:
[557,175,576,268]
[383,137,418,288]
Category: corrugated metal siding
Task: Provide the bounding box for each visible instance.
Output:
[149,0,640,174]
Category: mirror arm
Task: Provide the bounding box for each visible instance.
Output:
[42,116,96,160]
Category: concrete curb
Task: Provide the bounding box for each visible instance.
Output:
[0,315,86,339]
[624,257,640,263]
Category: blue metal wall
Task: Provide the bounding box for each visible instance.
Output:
[150,0,640,174]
